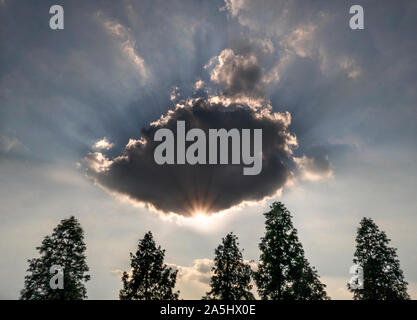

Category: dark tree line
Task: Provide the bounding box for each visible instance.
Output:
[20,203,410,300]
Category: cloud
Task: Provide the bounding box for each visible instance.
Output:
[98,12,149,82]
[221,0,369,81]
[83,42,339,217]
[294,154,333,181]
[169,258,257,287]
[93,137,114,150]
[85,152,113,173]
[168,259,214,299]
[339,57,362,79]
[193,80,205,92]
[166,258,258,299]
[111,259,214,299]
[85,96,297,216]
[110,269,125,277]
[0,135,27,154]
[280,24,317,58]
[0,135,22,153]
[169,258,213,285]
[221,0,248,18]
[206,49,275,104]
[170,86,181,101]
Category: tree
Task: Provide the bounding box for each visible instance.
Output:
[20,216,90,300]
[204,232,254,300]
[254,202,328,300]
[119,231,179,300]
[348,217,410,300]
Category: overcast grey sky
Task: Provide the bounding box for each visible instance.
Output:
[1,0,416,299]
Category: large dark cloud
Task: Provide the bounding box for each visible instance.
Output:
[85,98,296,216]
[84,39,336,216]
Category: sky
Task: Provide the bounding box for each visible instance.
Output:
[1,0,416,299]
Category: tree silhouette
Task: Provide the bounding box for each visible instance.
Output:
[20,216,90,300]
[204,232,254,300]
[348,217,410,300]
[119,231,179,300]
[254,202,328,300]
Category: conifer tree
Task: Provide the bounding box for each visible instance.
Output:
[348,217,410,300]
[205,232,254,300]
[254,202,328,300]
[20,216,90,300]
[119,231,179,300]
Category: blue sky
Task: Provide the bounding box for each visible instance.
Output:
[1,0,416,299]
